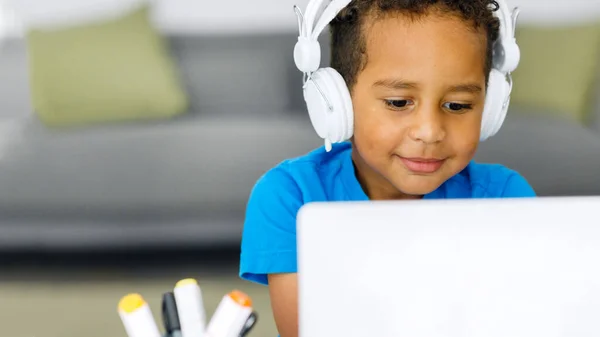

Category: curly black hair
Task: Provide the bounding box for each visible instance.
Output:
[330,0,501,90]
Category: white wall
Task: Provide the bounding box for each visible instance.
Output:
[0,0,312,35]
[1,0,599,37]
[156,0,600,33]
[511,0,600,26]
[153,0,310,35]
[154,0,600,33]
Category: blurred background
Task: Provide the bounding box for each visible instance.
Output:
[0,0,597,336]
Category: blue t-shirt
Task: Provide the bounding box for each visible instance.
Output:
[239,142,535,285]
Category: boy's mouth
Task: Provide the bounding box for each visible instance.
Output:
[396,156,446,174]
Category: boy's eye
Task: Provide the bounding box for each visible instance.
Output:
[385,99,413,109]
[443,102,473,112]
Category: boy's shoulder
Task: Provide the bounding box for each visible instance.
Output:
[277,141,352,173]
[252,142,352,192]
[452,161,535,198]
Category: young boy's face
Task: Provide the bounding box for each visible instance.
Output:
[350,10,488,199]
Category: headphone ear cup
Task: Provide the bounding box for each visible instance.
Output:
[322,68,354,141]
[480,69,510,141]
[303,68,354,146]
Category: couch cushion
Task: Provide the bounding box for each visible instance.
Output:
[510,22,600,124]
[169,34,298,117]
[26,4,189,127]
[475,109,600,196]
[0,114,322,213]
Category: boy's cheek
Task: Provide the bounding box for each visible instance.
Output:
[446,114,483,151]
[354,110,403,153]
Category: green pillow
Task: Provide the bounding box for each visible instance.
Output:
[26,4,189,127]
[510,22,600,124]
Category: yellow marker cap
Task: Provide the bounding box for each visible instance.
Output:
[175,278,199,288]
[228,290,252,307]
[118,293,146,313]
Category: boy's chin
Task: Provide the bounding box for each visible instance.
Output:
[392,176,445,197]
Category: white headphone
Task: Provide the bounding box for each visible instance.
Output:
[293,0,521,152]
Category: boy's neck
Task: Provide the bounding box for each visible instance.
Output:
[350,141,423,201]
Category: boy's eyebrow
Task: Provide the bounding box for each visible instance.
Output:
[373,79,483,94]
[448,83,483,94]
[373,79,418,90]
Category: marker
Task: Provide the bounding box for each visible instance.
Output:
[118,293,162,337]
[162,292,183,337]
[205,290,253,337]
[174,278,206,337]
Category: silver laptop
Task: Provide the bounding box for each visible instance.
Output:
[297,197,600,337]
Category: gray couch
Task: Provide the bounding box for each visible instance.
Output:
[0,32,598,251]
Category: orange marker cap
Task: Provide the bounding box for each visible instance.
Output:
[228,290,252,307]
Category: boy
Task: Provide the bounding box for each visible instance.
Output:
[240,0,535,336]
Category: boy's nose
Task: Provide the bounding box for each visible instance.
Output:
[408,105,446,144]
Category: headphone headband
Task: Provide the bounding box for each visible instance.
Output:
[311,0,353,39]
[296,0,520,74]
[495,0,515,41]
[293,0,352,73]
[301,0,352,39]
[491,0,521,73]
